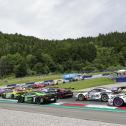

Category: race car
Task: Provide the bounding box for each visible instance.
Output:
[75,87,113,102]
[108,86,126,107]
[37,87,57,93]
[38,87,73,99]
[43,80,55,86]
[108,94,126,107]
[1,89,32,99]
[17,91,57,104]
[56,88,73,99]
[32,83,45,88]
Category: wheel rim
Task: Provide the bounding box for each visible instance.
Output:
[101,95,108,102]
[114,98,123,107]
[18,97,23,103]
[78,94,84,101]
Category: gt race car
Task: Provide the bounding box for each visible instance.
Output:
[38,87,73,99]
[56,88,73,99]
[108,86,126,107]
[75,87,113,102]
[108,94,126,107]
[1,89,32,99]
[17,91,57,104]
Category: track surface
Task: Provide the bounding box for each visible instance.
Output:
[0,98,126,125]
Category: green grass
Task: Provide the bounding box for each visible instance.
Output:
[0,74,61,86]
[0,74,115,91]
[87,71,113,75]
[53,78,115,90]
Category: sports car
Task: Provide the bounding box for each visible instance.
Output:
[38,87,57,93]
[56,88,73,98]
[75,87,113,102]
[32,83,45,88]
[17,91,57,104]
[108,94,126,107]
[108,86,126,107]
[1,89,32,99]
[38,87,73,99]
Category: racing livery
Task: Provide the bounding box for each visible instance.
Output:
[56,88,73,98]
[1,89,32,99]
[108,94,126,107]
[17,91,57,104]
[38,87,73,99]
[75,87,113,102]
[108,86,126,107]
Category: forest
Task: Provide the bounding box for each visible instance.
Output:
[0,31,126,78]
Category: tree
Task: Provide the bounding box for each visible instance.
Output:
[26,54,37,69]
[0,31,126,77]
[14,60,27,77]
[33,63,50,74]
[0,56,12,77]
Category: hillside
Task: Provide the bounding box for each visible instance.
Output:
[0,31,126,78]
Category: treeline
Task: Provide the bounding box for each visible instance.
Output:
[0,31,126,78]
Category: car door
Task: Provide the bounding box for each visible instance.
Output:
[87,89,100,100]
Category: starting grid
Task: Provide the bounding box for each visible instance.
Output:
[0,99,126,113]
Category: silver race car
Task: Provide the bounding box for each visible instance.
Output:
[108,94,126,107]
[75,87,113,102]
[108,86,126,107]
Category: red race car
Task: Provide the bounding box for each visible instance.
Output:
[32,83,45,88]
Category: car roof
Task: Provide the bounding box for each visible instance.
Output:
[93,87,111,91]
[95,87,110,90]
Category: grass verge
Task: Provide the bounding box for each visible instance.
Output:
[0,74,61,86]
[54,78,115,90]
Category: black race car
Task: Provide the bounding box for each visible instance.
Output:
[56,88,73,98]
[38,87,73,99]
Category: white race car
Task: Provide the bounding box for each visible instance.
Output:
[108,86,126,107]
[75,87,113,102]
[108,94,126,107]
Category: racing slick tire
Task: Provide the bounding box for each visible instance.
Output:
[101,94,109,102]
[78,94,85,101]
[18,96,24,103]
[113,97,124,107]
[35,97,41,104]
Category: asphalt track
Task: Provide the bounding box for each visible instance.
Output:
[0,98,126,125]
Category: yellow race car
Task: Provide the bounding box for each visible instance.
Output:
[1,88,32,99]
